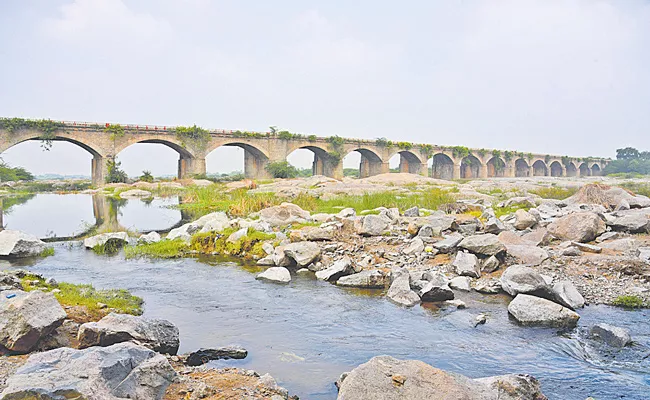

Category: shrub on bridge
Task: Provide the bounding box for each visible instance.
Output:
[265,161,299,178]
[175,124,210,149]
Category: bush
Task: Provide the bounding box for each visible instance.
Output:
[105,159,128,183]
[611,295,645,308]
[265,161,298,178]
[0,161,34,181]
[139,170,154,183]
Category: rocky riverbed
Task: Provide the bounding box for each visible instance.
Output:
[0,175,649,399]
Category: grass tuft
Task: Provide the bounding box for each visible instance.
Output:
[124,239,188,259]
[40,247,55,257]
[611,295,646,308]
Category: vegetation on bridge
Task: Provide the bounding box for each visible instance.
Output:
[175,124,211,149]
[0,117,65,150]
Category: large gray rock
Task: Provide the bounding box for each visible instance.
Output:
[77,313,180,355]
[418,280,454,302]
[402,237,424,255]
[0,230,47,258]
[484,216,506,234]
[500,265,552,299]
[138,231,161,244]
[508,294,580,328]
[386,269,420,307]
[0,290,66,353]
[590,323,632,347]
[449,276,472,291]
[552,281,585,310]
[290,226,335,241]
[358,215,390,236]
[336,270,387,288]
[259,202,310,226]
[452,251,481,278]
[336,355,547,400]
[638,247,650,263]
[1,342,175,400]
[403,206,420,217]
[427,213,457,232]
[459,234,506,256]
[196,211,231,233]
[284,241,321,267]
[84,232,130,249]
[513,209,537,230]
[547,212,606,243]
[166,222,200,243]
[607,209,650,233]
[505,245,549,266]
[432,234,463,253]
[256,267,291,283]
[316,258,354,282]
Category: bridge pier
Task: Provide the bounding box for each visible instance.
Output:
[453,163,461,180]
[178,156,206,179]
[91,156,108,186]
[359,155,384,178]
[244,149,271,179]
[479,164,488,179]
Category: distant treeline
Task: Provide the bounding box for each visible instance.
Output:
[604,147,650,176]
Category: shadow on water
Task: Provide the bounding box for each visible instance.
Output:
[0,194,191,241]
[0,243,647,400]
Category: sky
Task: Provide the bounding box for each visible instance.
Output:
[1,0,649,177]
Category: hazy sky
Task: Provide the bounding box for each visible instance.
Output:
[1,0,649,177]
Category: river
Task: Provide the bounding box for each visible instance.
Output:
[1,194,649,399]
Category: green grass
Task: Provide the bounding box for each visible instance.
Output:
[40,247,55,257]
[528,187,578,200]
[611,295,646,308]
[91,239,125,255]
[620,182,650,198]
[21,274,143,317]
[124,239,189,259]
[494,204,532,218]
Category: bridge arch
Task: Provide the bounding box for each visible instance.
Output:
[565,162,578,177]
[532,160,548,176]
[550,161,563,177]
[487,156,506,178]
[579,163,590,176]
[116,137,200,180]
[460,154,481,179]
[206,141,271,179]
[515,158,530,177]
[343,147,384,178]
[388,150,426,175]
[285,144,339,178]
[431,153,454,180]
[591,163,602,176]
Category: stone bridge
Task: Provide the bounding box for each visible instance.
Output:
[0,120,609,185]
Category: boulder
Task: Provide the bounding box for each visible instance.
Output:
[547,212,606,243]
[256,267,291,283]
[481,255,500,273]
[459,234,506,256]
[560,246,581,257]
[449,276,472,291]
[284,241,321,267]
[416,224,441,238]
[119,189,151,198]
[336,270,387,288]
[484,216,506,234]
[386,269,420,307]
[0,290,66,353]
[336,208,356,218]
[139,231,161,244]
[638,247,650,263]
[473,278,502,294]
[337,355,546,400]
[500,265,552,299]
[552,281,585,310]
[522,228,552,246]
[166,223,200,243]
[402,238,424,255]
[271,246,292,267]
[607,210,650,233]
[315,258,354,282]
[0,230,47,258]
[452,251,481,278]
[84,232,130,249]
[505,245,549,266]
[184,346,248,366]
[196,211,231,233]
[226,228,248,243]
[513,209,537,230]
[1,342,175,400]
[259,203,310,226]
[418,281,454,302]
[290,227,334,241]
[600,238,637,252]
[77,313,180,355]
[507,294,580,328]
[358,215,390,236]
[432,235,463,253]
[596,231,621,243]
[590,323,632,347]
[426,213,457,232]
[403,206,420,217]
[572,242,602,254]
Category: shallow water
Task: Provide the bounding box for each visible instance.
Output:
[2,195,650,399]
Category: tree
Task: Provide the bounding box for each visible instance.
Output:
[265,161,298,178]
[106,159,128,183]
[616,147,639,160]
[139,170,154,183]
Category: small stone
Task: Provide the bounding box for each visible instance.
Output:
[474,314,487,327]
[444,299,466,309]
[392,374,407,386]
[572,242,602,254]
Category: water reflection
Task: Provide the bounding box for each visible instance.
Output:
[0,194,190,239]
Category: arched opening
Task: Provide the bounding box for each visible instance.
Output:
[118,143,184,180]
[565,162,577,177]
[207,143,271,180]
[343,149,383,178]
[1,139,98,182]
[460,155,481,179]
[487,156,506,178]
[515,159,530,177]
[389,151,424,175]
[579,163,590,177]
[550,161,563,177]
[431,153,454,180]
[287,145,339,178]
[591,164,602,176]
[532,160,548,176]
